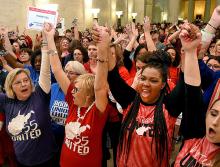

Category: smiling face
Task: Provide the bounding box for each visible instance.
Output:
[137,67,165,104]
[12,72,32,101]
[60,39,70,51]
[206,100,220,143]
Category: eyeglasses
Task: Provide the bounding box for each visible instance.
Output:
[12,78,30,87]
[207,63,220,70]
[72,87,79,94]
[74,53,82,56]
[64,70,80,76]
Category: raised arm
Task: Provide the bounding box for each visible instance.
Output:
[93,25,110,113]
[38,27,51,94]
[0,56,13,72]
[143,16,156,52]
[43,23,70,95]
[126,22,139,51]
[198,6,220,59]
[92,25,136,109]
[179,23,206,139]
[0,26,17,59]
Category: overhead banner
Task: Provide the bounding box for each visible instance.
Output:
[27,7,58,31]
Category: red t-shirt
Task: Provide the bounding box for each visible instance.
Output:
[174,137,220,167]
[168,66,180,85]
[60,84,109,167]
[117,103,176,167]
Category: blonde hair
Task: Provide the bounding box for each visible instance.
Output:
[65,61,87,75]
[75,73,95,99]
[214,40,220,53]
[5,68,34,99]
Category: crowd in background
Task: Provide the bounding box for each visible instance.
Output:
[0,5,220,167]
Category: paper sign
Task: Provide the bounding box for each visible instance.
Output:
[27,7,58,31]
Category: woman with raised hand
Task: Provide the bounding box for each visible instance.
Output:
[49,60,87,166]
[0,23,57,167]
[92,22,202,167]
[173,23,220,167]
[45,23,110,167]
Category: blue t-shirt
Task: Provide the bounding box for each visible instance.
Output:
[0,85,57,166]
[24,65,39,86]
[199,60,220,110]
[50,83,69,136]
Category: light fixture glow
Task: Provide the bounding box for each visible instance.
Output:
[131,12,137,19]
[90,8,100,18]
[116,11,123,18]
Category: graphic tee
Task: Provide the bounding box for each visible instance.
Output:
[0,85,57,166]
[174,137,220,167]
[60,84,109,167]
[117,103,176,167]
[50,83,69,126]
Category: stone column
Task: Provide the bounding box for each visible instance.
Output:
[93,0,111,25]
[168,0,180,23]
[204,0,211,22]
[188,0,195,22]
[216,0,220,5]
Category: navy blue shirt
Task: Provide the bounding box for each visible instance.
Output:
[199,59,220,110]
[0,85,57,166]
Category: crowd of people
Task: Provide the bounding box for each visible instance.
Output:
[0,4,220,167]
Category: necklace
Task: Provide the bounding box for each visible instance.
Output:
[77,102,95,122]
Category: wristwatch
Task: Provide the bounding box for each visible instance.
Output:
[47,50,58,56]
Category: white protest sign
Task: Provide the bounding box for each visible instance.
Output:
[27,7,58,31]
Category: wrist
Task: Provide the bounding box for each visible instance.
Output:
[184,48,197,55]
[209,19,219,29]
[96,57,108,63]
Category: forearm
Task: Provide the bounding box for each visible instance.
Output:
[47,37,70,94]
[184,50,201,86]
[181,84,205,139]
[39,49,51,93]
[198,23,216,59]
[95,46,109,112]
[4,52,23,68]
[3,64,13,72]
[126,36,137,51]
[3,35,13,52]
[144,32,156,51]
[167,30,180,42]
[74,27,79,40]
[47,37,62,73]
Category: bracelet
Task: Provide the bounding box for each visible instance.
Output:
[41,43,48,47]
[201,29,215,42]
[96,58,108,63]
[208,22,217,30]
[47,50,58,56]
